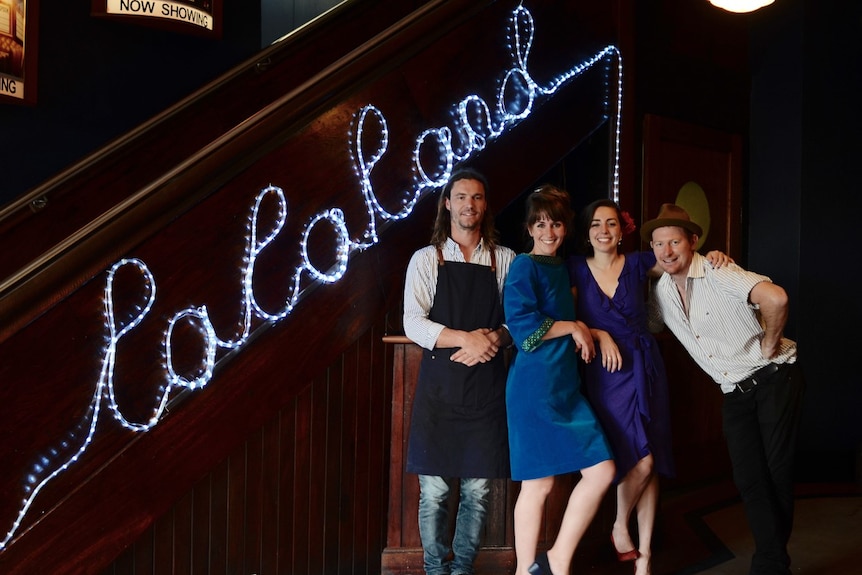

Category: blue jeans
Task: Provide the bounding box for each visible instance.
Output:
[417,475,490,575]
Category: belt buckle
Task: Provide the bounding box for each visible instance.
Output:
[736,378,757,394]
[736,363,780,393]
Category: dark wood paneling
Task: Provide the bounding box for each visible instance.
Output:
[103,324,393,575]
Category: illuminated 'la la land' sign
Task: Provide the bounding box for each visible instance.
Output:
[0,3,623,552]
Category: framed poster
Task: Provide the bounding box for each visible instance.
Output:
[91,0,221,38]
[0,0,38,105]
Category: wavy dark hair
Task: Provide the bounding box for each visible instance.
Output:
[523,184,574,253]
[430,168,499,252]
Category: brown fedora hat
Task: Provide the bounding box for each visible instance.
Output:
[640,203,703,242]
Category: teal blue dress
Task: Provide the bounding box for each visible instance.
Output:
[503,254,612,481]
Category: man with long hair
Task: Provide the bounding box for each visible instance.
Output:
[402,168,514,575]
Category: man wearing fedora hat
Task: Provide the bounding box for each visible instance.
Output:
[644,204,804,575]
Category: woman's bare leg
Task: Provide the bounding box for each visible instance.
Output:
[633,474,658,575]
[513,476,555,575]
[612,455,655,555]
[545,460,615,575]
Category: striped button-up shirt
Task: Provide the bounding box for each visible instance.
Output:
[403,237,515,351]
[649,252,797,394]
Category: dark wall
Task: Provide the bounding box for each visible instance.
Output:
[748,0,803,338]
[633,0,750,140]
[261,0,343,46]
[750,0,862,465]
[0,2,261,206]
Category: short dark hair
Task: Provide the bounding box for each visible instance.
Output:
[523,184,574,251]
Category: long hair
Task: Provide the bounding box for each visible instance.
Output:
[523,184,574,253]
[430,168,499,252]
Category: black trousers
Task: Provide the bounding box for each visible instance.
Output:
[721,363,805,575]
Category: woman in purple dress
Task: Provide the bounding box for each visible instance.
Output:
[567,199,729,575]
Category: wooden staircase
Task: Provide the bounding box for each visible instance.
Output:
[0,1,623,573]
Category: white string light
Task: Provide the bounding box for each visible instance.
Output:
[0,2,623,552]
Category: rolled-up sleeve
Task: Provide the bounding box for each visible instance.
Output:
[403,248,445,350]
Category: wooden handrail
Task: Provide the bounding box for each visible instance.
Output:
[0,0,492,343]
[0,1,394,229]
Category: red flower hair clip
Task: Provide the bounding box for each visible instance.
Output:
[620,210,637,236]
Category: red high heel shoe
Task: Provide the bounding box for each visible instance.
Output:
[611,535,641,562]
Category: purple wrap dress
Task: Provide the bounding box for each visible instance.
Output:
[567,252,675,481]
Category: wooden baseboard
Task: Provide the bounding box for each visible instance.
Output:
[382,546,516,575]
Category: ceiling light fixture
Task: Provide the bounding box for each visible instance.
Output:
[708,0,775,13]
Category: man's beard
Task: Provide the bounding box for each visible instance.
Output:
[453,213,481,231]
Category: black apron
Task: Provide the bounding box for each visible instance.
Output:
[406,249,510,478]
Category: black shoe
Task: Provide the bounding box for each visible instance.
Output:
[528,552,552,575]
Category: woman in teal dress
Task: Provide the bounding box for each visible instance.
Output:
[504,185,615,575]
